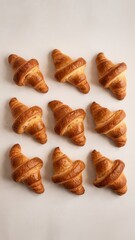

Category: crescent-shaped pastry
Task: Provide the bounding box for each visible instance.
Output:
[52,147,85,195]
[48,100,86,146]
[8,54,48,93]
[91,150,127,195]
[9,144,44,193]
[52,49,90,93]
[96,52,127,100]
[90,102,127,147]
[9,97,47,144]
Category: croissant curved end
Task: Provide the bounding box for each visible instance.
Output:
[9,143,21,157]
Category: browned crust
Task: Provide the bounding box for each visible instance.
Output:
[55,58,86,81]
[71,185,85,195]
[52,160,85,183]
[9,143,21,158]
[64,175,83,189]
[12,157,43,182]
[14,59,38,85]
[54,109,86,135]
[8,54,18,64]
[13,106,42,133]
[96,110,126,133]
[96,52,104,60]
[94,160,125,187]
[99,62,127,87]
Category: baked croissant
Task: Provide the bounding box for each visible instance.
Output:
[48,100,86,146]
[9,97,47,144]
[90,102,127,147]
[8,54,48,93]
[91,150,127,195]
[52,147,85,194]
[96,52,127,100]
[9,144,44,193]
[52,49,90,93]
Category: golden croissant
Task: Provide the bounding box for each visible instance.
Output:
[52,49,90,93]
[91,150,127,195]
[52,147,85,194]
[90,102,127,147]
[9,144,44,194]
[8,54,48,93]
[96,52,127,100]
[48,100,86,146]
[9,97,47,144]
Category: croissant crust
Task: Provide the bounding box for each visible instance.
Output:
[12,106,42,133]
[55,109,85,135]
[12,157,43,182]
[9,144,44,194]
[96,52,127,100]
[8,54,48,93]
[48,100,86,146]
[13,59,38,85]
[52,147,85,195]
[55,58,86,81]
[94,160,125,188]
[91,150,127,195]
[52,160,85,183]
[99,62,127,87]
[9,97,47,144]
[96,110,126,134]
[90,102,127,147]
[52,49,90,93]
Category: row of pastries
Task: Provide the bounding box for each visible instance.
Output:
[9,144,127,196]
[9,98,127,147]
[8,49,127,100]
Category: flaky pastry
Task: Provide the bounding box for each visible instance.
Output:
[52,147,85,194]
[9,144,44,193]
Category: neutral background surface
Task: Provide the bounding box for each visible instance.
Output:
[0,0,135,239]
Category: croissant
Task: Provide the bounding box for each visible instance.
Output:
[91,150,127,195]
[9,97,47,144]
[8,54,48,93]
[9,144,44,194]
[48,100,86,146]
[52,147,85,194]
[96,52,127,100]
[52,49,90,93]
[90,102,127,147]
